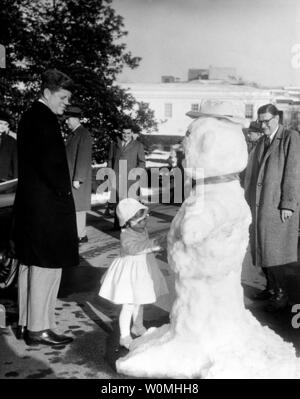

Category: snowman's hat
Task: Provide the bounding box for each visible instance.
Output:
[186,100,249,127]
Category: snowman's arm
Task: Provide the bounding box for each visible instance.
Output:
[181,202,225,245]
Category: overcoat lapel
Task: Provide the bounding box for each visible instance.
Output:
[118,139,135,155]
[258,125,284,173]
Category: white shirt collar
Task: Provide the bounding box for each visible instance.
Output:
[38,98,47,106]
[72,123,81,132]
[269,126,279,143]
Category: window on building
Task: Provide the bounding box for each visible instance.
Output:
[164,103,173,118]
[245,104,254,118]
[191,104,199,112]
[297,111,300,131]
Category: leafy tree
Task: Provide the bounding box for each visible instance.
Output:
[0,0,157,162]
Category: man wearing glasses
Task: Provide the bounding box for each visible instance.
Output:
[244,103,300,311]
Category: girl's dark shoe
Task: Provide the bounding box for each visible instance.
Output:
[131,325,147,337]
[119,335,133,349]
[16,325,27,340]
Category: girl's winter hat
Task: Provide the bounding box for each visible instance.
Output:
[116,198,148,227]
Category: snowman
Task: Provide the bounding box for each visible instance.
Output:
[116,100,300,379]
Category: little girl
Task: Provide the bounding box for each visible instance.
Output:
[99,198,168,349]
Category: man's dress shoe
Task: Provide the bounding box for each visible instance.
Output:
[16,325,27,340]
[265,290,288,312]
[253,289,275,301]
[104,208,113,217]
[25,329,73,346]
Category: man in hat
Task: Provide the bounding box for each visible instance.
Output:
[244,104,300,311]
[0,110,17,182]
[240,121,264,187]
[243,121,263,153]
[65,105,92,243]
[13,69,78,346]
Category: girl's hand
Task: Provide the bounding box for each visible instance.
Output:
[154,235,167,249]
[152,245,163,253]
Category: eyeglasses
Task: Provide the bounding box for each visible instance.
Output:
[257,116,276,126]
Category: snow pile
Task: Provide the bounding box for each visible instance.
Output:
[116,117,300,379]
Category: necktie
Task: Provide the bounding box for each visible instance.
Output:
[263,136,270,157]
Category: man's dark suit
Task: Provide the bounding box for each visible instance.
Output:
[108,137,146,228]
[65,124,92,212]
[108,137,146,200]
[12,100,79,333]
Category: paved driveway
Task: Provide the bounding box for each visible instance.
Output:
[1,203,300,379]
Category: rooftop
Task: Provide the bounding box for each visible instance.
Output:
[119,81,272,95]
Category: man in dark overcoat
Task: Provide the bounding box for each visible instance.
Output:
[0,110,18,182]
[65,106,92,243]
[107,122,146,229]
[12,69,79,346]
[244,104,300,311]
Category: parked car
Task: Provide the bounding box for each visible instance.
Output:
[0,179,17,248]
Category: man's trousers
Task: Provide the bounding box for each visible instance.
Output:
[18,265,62,332]
[76,211,87,239]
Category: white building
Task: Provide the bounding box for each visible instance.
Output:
[272,87,300,130]
[120,80,274,137]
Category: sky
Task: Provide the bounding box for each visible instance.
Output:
[113,0,300,87]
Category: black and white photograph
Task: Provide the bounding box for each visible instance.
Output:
[2,0,300,387]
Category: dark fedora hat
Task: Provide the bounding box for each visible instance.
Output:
[0,110,10,124]
[64,105,82,118]
[245,121,263,133]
